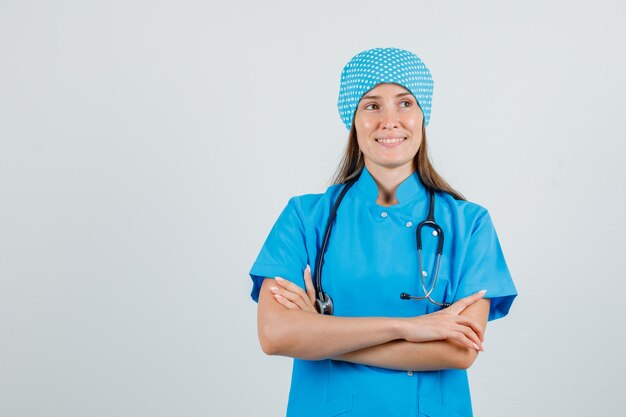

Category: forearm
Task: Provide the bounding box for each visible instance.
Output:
[258,278,488,366]
[259,306,405,360]
[331,298,491,371]
[258,278,405,360]
[332,339,477,371]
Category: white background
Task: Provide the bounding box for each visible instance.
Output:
[1,0,625,416]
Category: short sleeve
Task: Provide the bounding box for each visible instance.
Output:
[454,210,518,321]
[249,197,308,303]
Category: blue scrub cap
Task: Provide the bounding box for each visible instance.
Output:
[337,47,434,130]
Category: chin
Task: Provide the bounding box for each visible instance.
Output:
[372,160,415,170]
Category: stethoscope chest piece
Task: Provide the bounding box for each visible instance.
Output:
[316,293,334,315]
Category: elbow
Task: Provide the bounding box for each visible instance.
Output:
[259,336,275,356]
[258,318,291,356]
[454,348,479,370]
[258,322,280,356]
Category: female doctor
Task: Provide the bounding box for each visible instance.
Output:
[249,47,518,417]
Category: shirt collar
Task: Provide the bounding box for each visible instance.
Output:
[353,165,426,205]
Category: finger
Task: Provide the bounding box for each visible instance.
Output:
[447,330,476,351]
[453,323,482,351]
[272,285,309,311]
[451,290,487,313]
[274,293,298,309]
[271,284,317,313]
[304,265,316,305]
[447,290,487,315]
[450,332,481,351]
[449,326,482,351]
[275,276,311,309]
[455,316,485,343]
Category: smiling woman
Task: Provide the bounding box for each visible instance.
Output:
[356,85,423,172]
[249,47,518,417]
[348,82,461,206]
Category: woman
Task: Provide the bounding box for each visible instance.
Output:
[249,47,518,417]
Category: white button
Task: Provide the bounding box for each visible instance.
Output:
[380,211,388,218]
[431,230,438,237]
[422,271,428,277]
[405,221,413,228]
[407,371,414,376]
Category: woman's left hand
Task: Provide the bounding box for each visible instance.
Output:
[270,265,319,314]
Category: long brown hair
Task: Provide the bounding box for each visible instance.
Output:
[330,122,466,201]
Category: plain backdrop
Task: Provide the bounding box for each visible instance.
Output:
[1,0,625,416]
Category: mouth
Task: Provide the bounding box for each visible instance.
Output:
[376,137,407,147]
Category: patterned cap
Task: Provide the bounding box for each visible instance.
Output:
[337,47,434,130]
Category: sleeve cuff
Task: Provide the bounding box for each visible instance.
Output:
[249,263,305,303]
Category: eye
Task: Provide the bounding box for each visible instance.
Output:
[364,103,379,110]
[400,100,412,108]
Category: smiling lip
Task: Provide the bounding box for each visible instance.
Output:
[376,137,406,148]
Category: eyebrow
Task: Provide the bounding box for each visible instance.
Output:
[360,92,414,100]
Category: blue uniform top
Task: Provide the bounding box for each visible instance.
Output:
[249,165,518,417]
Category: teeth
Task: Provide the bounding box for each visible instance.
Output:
[377,137,405,144]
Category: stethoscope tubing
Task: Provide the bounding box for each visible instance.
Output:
[314,175,358,302]
[314,171,450,314]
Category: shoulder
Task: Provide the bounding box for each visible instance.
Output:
[278,183,353,235]
[435,191,493,232]
[287,183,345,218]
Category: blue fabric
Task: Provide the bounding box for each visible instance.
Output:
[337,47,434,130]
[249,166,518,417]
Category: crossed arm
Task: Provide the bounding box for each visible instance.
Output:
[257,267,490,371]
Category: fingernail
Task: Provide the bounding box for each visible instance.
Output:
[479,290,487,294]
[275,277,284,282]
[473,343,480,350]
[269,287,279,293]
[306,265,311,272]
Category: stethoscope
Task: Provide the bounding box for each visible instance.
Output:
[313,170,452,315]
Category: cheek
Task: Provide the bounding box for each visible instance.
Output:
[354,119,375,148]
[355,136,369,154]
[404,114,423,131]
[404,118,423,147]
[356,118,376,134]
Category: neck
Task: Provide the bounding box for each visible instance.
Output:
[365,161,415,207]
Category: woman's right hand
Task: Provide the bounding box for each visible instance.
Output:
[401,290,487,351]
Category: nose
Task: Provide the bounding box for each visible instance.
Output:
[381,107,399,129]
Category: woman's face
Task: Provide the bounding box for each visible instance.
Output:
[353,83,423,173]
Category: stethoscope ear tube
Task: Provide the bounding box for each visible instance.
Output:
[405,190,448,307]
[416,189,444,255]
[415,220,444,255]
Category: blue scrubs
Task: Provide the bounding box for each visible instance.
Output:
[249,166,518,417]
